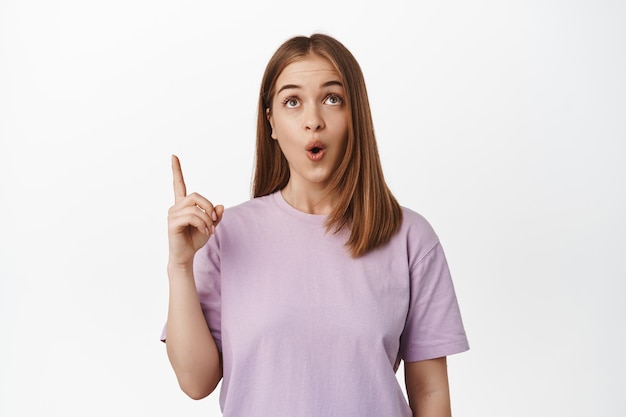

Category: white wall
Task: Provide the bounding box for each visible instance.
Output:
[1,1,624,415]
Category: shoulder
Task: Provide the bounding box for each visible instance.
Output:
[222,194,274,218]
[399,206,439,243]
[395,206,442,265]
[213,193,278,237]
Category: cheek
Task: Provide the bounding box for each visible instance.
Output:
[332,114,349,141]
[271,111,294,132]
[272,120,291,140]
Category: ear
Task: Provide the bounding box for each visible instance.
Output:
[266,108,277,140]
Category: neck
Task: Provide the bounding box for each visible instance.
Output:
[280,182,337,215]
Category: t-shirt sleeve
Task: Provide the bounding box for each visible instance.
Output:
[399,240,469,362]
[160,235,223,352]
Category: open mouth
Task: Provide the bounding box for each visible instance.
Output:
[306,142,326,161]
[306,141,326,152]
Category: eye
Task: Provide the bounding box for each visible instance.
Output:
[282,97,300,108]
[324,94,343,106]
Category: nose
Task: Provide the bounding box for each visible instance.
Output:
[303,105,325,131]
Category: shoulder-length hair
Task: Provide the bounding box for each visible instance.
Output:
[253,33,402,257]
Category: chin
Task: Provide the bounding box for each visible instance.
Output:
[306,177,331,186]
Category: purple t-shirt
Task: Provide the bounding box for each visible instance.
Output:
[162,191,468,416]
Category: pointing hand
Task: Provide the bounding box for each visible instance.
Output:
[167,155,224,268]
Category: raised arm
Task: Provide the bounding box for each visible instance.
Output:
[165,155,224,399]
[404,357,452,417]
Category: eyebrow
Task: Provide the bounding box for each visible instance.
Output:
[276,80,343,95]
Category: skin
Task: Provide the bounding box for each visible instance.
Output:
[266,54,349,215]
[405,357,452,417]
[165,155,223,399]
[165,57,454,415]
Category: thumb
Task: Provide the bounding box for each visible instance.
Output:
[214,205,225,226]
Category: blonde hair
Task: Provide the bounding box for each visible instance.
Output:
[253,34,402,257]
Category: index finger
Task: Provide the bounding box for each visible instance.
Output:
[171,154,187,202]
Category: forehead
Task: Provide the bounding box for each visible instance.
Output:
[276,54,340,85]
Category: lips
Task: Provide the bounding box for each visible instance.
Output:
[306,141,325,152]
[305,141,326,161]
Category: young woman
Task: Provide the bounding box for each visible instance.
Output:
[163,34,469,417]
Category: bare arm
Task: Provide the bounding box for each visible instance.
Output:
[404,357,452,417]
[165,155,224,399]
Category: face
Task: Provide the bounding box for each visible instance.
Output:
[267,54,349,191]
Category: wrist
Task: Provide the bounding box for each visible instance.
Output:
[167,260,194,275]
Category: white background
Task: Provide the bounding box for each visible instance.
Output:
[1,1,625,416]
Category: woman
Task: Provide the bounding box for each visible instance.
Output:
[163,34,469,416]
